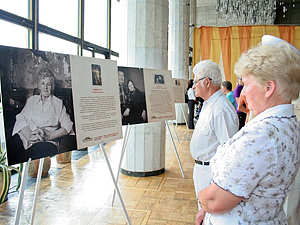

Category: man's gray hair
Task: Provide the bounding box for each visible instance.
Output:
[193,60,222,85]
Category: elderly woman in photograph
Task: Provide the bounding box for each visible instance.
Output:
[7,68,75,165]
[122,79,147,124]
[196,35,300,224]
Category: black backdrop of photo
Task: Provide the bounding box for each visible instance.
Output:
[118,66,148,125]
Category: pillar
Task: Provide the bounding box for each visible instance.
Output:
[119,0,169,176]
[168,0,190,124]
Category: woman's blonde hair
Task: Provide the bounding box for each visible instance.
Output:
[234,42,300,101]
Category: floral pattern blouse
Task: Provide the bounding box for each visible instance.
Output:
[205,104,300,225]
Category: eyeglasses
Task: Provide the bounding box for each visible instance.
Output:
[194,77,212,85]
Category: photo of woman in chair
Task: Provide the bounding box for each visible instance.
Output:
[6,68,77,165]
[122,79,147,124]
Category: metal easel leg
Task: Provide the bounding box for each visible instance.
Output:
[165,121,185,178]
[30,157,45,225]
[100,144,131,225]
[15,158,31,225]
[112,124,131,206]
[180,104,189,132]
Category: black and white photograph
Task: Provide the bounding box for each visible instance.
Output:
[0,46,77,165]
[118,67,148,125]
[91,64,102,86]
[154,74,165,84]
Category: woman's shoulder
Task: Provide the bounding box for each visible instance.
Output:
[242,117,287,139]
[51,95,64,105]
[26,95,40,104]
[134,88,143,95]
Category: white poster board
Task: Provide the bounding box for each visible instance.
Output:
[70,56,122,149]
[173,78,187,103]
[143,69,176,123]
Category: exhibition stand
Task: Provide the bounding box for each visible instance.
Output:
[0,46,188,225]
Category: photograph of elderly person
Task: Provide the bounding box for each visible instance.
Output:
[92,64,102,86]
[6,68,76,165]
[191,60,239,210]
[123,79,147,124]
[154,74,164,84]
[196,36,300,225]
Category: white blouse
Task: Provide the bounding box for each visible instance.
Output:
[205,104,300,225]
[13,95,73,135]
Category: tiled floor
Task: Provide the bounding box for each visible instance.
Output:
[0,124,198,225]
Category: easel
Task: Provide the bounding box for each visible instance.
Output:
[14,158,31,225]
[99,143,131,225]
[14,145,132,225]
[177,103,189,132]
[111,124,131,206]
[15,157,46,225]
[165,121,185,178]
[111,121,185,206]
[167,103,189,142]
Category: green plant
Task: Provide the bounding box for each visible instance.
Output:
[0,145,22,204]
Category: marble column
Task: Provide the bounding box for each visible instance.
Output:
[168,0,190,124]
[119,0,169,176]
[189,0,196,79]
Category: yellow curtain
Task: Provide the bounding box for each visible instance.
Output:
[193,25,300,87]
[219,27,231,81]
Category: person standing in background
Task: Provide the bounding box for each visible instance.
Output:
[233,77,246,129]
[237,93,250,124]
[221,81,236,108]
[187,79,197,129]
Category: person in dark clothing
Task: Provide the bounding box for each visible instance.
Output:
[187,79,197,129]
[233,77,246,130]
[123,79,147,124]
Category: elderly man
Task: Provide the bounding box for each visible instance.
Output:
[190,60,239,209]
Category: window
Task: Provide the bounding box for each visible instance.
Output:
[39,33,78,55]
[83,49,92,57]
[0,19,29,48]
[0,0,118,59]
[39,0,78,37]
[95,53,105,59]
[84,0,107,48]
[111,0,123,54]
[0,0,29,19]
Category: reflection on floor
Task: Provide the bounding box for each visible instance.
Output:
[0,124,198,225]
